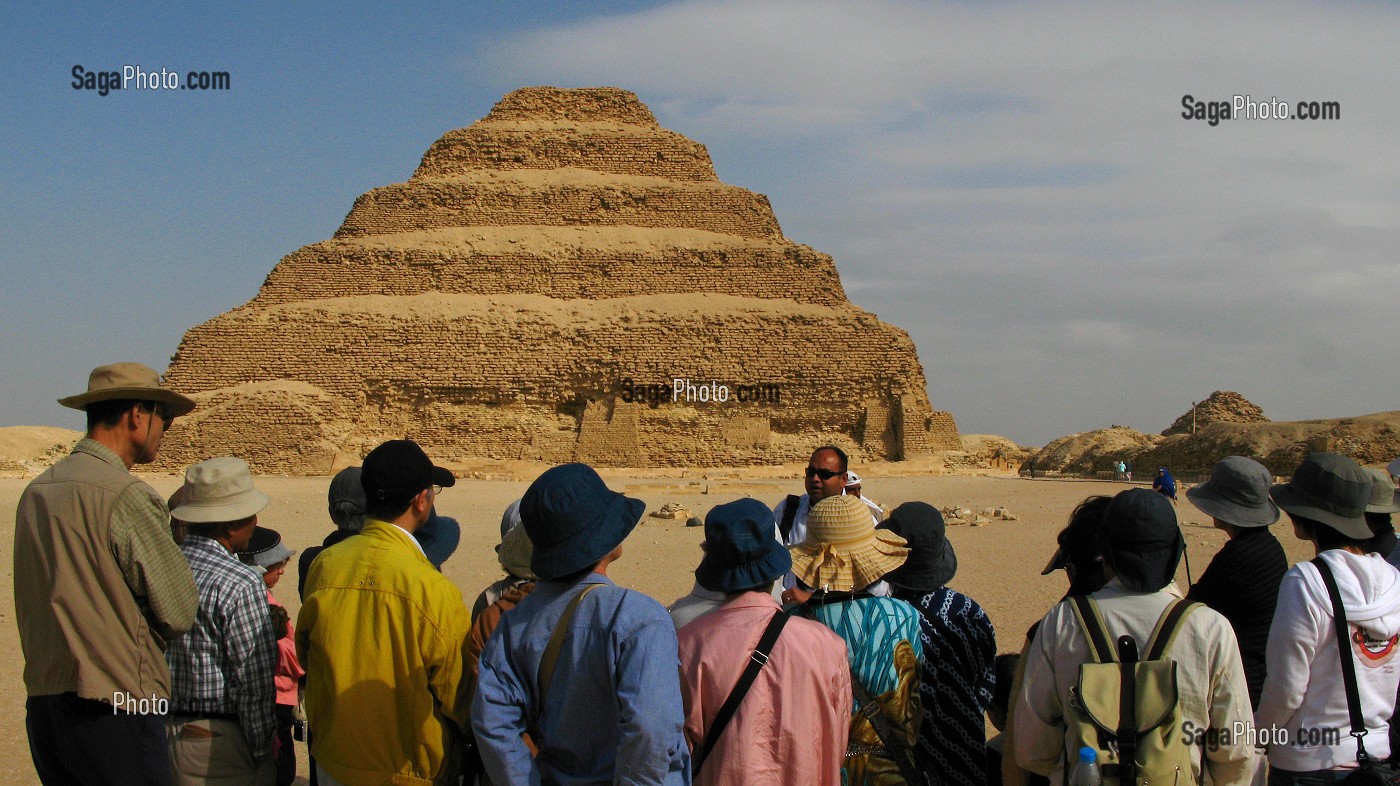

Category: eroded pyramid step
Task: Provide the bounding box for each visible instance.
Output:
[254,226,845,306]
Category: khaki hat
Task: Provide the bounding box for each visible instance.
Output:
[789,495,908,592]
[58,362,196,416]
[172,457,270,523]
[1366,467,1400,514]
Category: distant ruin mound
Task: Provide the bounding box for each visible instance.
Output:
[1162,391,1268,436]
[156,87,958,473]
[1027,410,1400,479]
[1024,427,1160,476]
[0,426,82,477]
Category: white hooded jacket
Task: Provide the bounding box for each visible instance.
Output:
[1256,549,1400,771]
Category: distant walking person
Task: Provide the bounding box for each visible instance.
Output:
[14,362,198,786]
[1152,466,1178,502]
[677,499,850,785]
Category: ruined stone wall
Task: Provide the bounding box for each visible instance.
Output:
[159,86,958,471]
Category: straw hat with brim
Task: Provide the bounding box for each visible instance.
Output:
[172,457,270,523]
[239,526,295,568]
[790,495,908,593]
[1366,467,1400,514]
[1269,452,1372,540]
[58,362,196,416]
[522,463,646,581]
[1185,456,1280,528]
[694,498,792,593]
[878,502,957,591]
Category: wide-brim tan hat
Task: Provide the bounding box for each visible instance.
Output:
[172,457,270,523]
[790,495,908,592]
[58,362,196,416]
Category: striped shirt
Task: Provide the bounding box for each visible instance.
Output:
[166,534,278,760]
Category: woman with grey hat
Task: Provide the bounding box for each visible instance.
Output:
[878,502,996,786]
[1184,456,1288,710]
[1256,453,1400,785]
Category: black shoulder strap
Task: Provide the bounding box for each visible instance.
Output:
[1312,556,1371,759]
[779,495,801,542]
[693,610,789,776]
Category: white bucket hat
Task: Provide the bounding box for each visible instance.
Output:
[172,457,270,523]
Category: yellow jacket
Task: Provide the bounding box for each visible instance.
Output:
[297,519,471,786]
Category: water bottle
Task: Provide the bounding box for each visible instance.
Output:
[1069,746,1102,786]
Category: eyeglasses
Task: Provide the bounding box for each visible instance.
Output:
[143,402,174,428]
[430,485,445,496]
[804,467,844,481]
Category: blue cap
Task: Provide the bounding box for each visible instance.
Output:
[1078,747,1097,763]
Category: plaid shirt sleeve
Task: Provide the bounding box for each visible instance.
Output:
[222,580,279,761]
[110,483,197,640]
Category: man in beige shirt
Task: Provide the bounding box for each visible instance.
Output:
[14,363,198,786]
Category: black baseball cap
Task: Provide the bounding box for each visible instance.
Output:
[361,439,455,507]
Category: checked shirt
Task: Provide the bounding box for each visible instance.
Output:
[166,534,278,760]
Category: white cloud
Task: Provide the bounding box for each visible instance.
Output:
[480,0,1400,442]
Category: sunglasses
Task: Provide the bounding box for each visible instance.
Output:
[143,401,174,428]
[804,467,845,481]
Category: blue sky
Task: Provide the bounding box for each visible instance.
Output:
[3,1,1397,446]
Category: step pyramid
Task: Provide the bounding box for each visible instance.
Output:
[156,87,959,473]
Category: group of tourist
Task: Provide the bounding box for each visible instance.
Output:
[12,361,1400,786]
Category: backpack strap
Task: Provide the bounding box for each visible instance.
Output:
[1312,556,1373,762]
[779,495,801,543]
[538,583,602,701]
[1070,595,1117,663]
[1144,599,1199,661]
[693,610,789,776]
[1116,634,1141,784]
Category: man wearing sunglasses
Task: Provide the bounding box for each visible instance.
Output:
[15,363,198,785]
[773,446,882,602]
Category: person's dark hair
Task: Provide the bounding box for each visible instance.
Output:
[1366,511,1394,537]
[365,495,416,523]
[810,445,848,472]
[1293,514,1371,552]
[1063,495,1112,596]
[85,398,143,431]
[553,562,597,584]
[726,581,776,597]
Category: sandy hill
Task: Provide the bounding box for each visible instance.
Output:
[0,427,82,476]
[1027,410,1400,478]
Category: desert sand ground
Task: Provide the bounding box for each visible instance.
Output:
[0,470,1321,784]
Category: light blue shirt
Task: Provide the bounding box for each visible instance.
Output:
[473,573,691,786]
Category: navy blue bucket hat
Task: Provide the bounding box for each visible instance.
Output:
[878,502,958,591]
[522,463,646,581]
[694,498,792,593]
[1098,488,1185,592]
[415,511,461,570]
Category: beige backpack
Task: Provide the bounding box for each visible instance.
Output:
[1065,596,1201,785]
